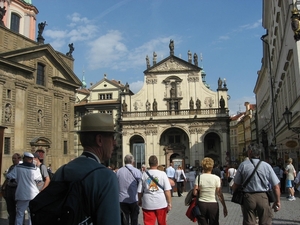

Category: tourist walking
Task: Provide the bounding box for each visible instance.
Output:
[175,165,186,197]
[2,153,22,225]
[137,155,172,225]
[193,157,228,225]
[117,154,142,225]
[285,158,296,201]
[6,152,42,225]
[165,163,175,196]
[232,143,281,225]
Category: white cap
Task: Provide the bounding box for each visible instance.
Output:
[24,152,34,158]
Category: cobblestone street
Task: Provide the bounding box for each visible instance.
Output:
[0,187,299,225]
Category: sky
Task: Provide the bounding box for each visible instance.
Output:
[34,0,265,116]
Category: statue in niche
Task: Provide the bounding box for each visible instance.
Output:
[146,100,150,111]
[220,96,225,109]
[170,86,176,98]
[196,98,201,109]
[122,100,128,112]
[153,99,158,111]
[0,6,6,26]
[193,53,198,66]
[146,55,150,68]
[169,39,174,55]
[5,103,12,122]
[37,110,43,125]
[63,114,69,128]
[189,97,194,109]
[66,43,75,57]
[218,77,223,89]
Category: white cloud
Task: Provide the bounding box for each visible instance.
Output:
[219,35,230,40]
[86,35,176,71]
[86,30,128,70]
[44,30,67,39]
[240,19,262,30]
[129,80,144,94]
[44,13,97,51]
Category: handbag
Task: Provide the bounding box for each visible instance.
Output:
[231,160,262,205]
[180,172,184,180]
[192,174,201,218]
[231,186,244,205]
[185,197,197,222]
[186,174,201,221]
[0,179,8,198]
[184,189,194,206]
[266,189,275,203]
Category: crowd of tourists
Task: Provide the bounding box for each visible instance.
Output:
[0,113,299,225]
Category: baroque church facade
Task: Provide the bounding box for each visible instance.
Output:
[120,41,230,169]
[0,0,81,178]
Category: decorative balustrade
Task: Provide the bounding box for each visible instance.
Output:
[122,108,229,118]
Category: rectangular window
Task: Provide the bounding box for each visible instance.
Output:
[7,89,11,99]
[63,141,68,154]
[99,93,113,100]
[4,137,10,154]
[37,63,45,86]
[10,13,20,33]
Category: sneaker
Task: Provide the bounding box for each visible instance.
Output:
[288,196,296,201]
[286,195,291,199]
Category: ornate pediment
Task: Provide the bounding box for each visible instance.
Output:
[148,57,197,73]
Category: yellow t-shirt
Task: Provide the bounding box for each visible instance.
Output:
[194,173,220,203]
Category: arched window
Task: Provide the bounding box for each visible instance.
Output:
[37,63,45,86]
[10,13,21,33]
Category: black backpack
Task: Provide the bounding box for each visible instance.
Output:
[39,164,54,181]
[29,165,103,225]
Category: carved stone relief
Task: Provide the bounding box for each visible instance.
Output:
[5,103,12,122]
[204,97,214,108]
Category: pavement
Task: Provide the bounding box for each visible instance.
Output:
[0,187,299,225]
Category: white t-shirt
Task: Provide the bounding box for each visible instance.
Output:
[137,169,171,210]
[227,168,236,178]
[195,173,220,203]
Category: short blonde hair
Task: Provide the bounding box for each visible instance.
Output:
[287,158,293,163]
[201,157,214,173]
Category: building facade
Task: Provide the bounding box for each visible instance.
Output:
[255,0,300,169]
[74,75,132,167]
[0,0,81,180]
[120,41,230,169]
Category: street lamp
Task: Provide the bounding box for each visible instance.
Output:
[291,1,300,41]
[282,106,300,133]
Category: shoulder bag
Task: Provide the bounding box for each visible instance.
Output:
[185,174,201,222]
[191,174,201,218]
[180,171,185,180]
[231,160,262,205]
